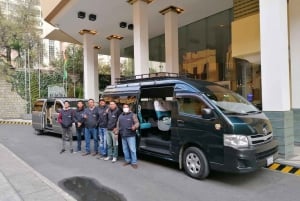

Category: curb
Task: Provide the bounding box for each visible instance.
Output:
[267,162,300,176]
[0,144,76,201]
[0,120,32,125]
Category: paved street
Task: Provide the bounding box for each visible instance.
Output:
[1,125,300,201]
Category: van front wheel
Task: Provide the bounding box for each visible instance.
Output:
[183,147,209,179]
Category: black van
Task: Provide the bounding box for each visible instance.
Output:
[102,75,278,179]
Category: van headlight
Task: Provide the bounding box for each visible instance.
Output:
[224,134,249,149]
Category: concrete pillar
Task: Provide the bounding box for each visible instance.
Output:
[82,32,99,101]
[128,0,152,76]
[259,0,293,157]
[289,0,300,144]
[107,35,123,85]
[160,6,183,74]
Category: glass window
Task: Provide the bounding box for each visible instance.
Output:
[177,96,207,116]
[33,101,44,112]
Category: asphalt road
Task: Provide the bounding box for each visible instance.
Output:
[0,125,300,201]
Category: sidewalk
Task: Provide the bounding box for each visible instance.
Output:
[0,143,76,201]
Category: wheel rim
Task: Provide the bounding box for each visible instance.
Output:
[186,153,201,174]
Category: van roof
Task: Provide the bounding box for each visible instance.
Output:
[104,75,220,94]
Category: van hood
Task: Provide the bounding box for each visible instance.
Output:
[227,113,273,135]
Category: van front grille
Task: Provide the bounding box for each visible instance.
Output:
[248,132,273,146]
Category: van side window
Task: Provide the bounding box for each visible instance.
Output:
[177,96,207,116]
[33,101,44,112]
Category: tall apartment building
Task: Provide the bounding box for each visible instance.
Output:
[0,0,64,68]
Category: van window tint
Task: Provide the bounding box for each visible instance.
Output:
[177,96,207,116]
[205,85,259,114]
[103,95,137,112]
[33,101,44,112]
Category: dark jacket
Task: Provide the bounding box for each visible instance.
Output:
[74,107,85,128]
[117,112,139,137]
[107,107,121,130]
[58,109,74,128]
[98,105,108,128]
[84,107,99,128]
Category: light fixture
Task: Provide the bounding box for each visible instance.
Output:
[89,14,96,21]
[159,6,184,15]
[128,24,134,30]
[79,29,97,35]
[120,22,127,28]
[107,35,124,40]
[77,11,86,19]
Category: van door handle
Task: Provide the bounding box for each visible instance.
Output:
[177,120,184,124]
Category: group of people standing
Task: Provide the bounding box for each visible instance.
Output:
[57,98,140,169]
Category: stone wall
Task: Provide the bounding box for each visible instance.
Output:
[0,75,27,119]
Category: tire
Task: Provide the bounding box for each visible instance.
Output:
[183,147,210,179]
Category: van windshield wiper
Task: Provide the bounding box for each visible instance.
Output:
[223,111,248,116]
[246,110,262,114]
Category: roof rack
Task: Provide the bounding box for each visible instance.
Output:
[115,72,195,84]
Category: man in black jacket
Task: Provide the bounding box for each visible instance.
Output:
[74,100,85,153]
[82,99,99,156]
[58,100,74,154]
[97,98,108,159]
[116,103,139,168]
[104,101,121,162]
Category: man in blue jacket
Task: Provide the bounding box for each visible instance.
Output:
[82,99,99,156]
[58,100,74,154]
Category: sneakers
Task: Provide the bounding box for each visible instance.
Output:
[104,157,111,161]
[91,152,98,156]
[97,155,105,160]
[112,157,117,163]
[60,149,65,154]
[123,162,130,166]
[82,152,90,156]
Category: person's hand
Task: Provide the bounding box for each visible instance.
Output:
[131,125,136,131]
[83,114,87,119]
[78,122,82,127]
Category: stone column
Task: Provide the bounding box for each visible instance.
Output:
[107,35,123,85]
[82,30,99,101]
[289,0,300,144]
[259,0,293,157]
[128,0,152,76]
[160,6,183,74]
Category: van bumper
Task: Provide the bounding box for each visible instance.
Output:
[213,139,278,173]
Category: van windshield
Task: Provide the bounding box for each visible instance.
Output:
[204,85,260,115]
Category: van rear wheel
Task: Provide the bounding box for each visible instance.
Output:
[183,147,209,179]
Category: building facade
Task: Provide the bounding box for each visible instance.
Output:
[40,0,300,158]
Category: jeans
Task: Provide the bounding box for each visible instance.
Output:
[84,128,98,153]
[121,136,137,164]
[106,130,118,159]
[62,127,72,151]
[76,127,84,151]
[98,127,107,156]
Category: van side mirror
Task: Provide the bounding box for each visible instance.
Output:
[202,108,214,119]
